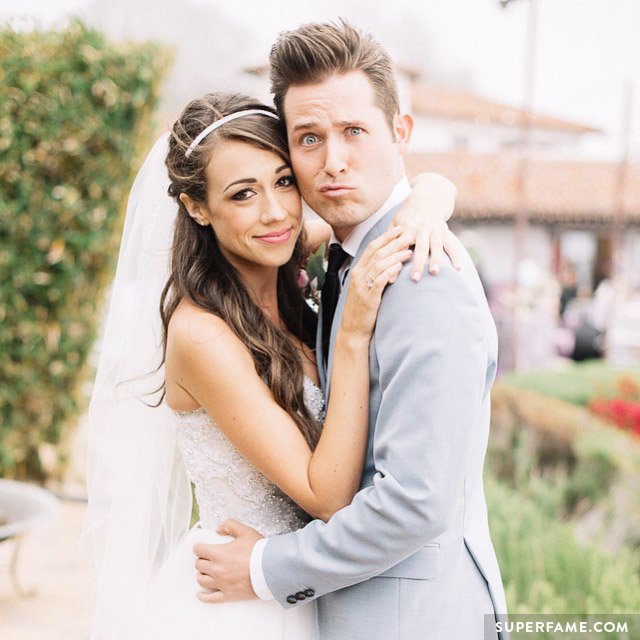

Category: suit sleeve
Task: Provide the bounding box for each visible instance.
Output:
[262,250,491,607]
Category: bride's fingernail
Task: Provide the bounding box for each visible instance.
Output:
[411,270,421,282]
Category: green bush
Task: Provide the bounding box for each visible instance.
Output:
[489,384,640,549]
[0,21,169,479]
[487,474,640,636]
[500,361,640,406]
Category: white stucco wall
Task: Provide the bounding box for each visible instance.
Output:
[451,221,554,288]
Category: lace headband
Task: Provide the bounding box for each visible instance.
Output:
[184,109,280,158]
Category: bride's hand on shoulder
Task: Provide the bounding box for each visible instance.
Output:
[392,172,461,282]
[340,226,413,340]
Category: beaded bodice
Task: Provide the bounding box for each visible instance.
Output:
[173,376,324,537]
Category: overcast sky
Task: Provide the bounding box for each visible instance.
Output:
[3,0,640,161]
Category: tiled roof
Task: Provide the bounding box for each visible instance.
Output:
[406,151,640,225]
[411,84,601,134]
[242,62,600,135]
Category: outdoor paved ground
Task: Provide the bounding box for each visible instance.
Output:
[0,416,94,640]
[0,497,94,640]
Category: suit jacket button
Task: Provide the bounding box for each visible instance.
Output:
[295,591,306,600]
[304,589,315,597]
[286,595,297,604]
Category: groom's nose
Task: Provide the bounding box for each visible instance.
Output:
[322,136,348,177]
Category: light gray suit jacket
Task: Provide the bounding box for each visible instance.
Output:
[262,204,508,640]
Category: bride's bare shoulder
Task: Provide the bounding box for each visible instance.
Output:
[167,299,244,356]
[165,300,255,409]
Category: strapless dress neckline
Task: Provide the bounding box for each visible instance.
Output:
[171,373,324,537]
[172,374,322,416]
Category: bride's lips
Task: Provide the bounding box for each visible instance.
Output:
[254,227,293,245]
[319,184,355,198]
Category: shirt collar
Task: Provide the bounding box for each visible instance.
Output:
[329,177,411,257]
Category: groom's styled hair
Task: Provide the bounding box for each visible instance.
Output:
[269,19,400,130]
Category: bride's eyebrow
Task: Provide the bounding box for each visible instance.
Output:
[223,177,256,192]
[223,164,290,192]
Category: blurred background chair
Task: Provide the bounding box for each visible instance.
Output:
[0,479,59,597]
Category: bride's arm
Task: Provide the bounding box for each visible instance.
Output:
[302,173,460,278]
[302,218,331,253]
[168,227,412,522]
[392,172,460,280]
[306,227,414,517]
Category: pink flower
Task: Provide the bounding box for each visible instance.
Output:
[297,268,310,289]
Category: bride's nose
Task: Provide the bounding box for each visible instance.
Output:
[260,192,288,223]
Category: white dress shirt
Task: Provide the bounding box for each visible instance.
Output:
[249,177,411,601]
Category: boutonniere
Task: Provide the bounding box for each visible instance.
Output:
[299,242,327,311]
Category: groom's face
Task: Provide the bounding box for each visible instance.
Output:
[283,71,411,241]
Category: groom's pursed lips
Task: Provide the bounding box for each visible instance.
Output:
[319,184,356,198]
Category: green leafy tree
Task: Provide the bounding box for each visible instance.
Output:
[0,20,169,480]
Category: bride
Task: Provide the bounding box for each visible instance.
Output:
[82,92,458,639]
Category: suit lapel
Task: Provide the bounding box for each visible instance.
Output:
[324,266,352,403]
[323,202,405,403]
[316,305,327,390]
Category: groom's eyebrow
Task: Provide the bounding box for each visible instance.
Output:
[335,119,365,128]
[291,121,318,133]
[291,119,365,133]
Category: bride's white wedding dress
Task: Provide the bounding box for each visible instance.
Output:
[125,377,324,639]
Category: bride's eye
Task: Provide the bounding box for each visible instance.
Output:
[231,188,255,201]
[276,174,296,188]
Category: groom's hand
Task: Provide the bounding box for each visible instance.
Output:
[193,519,263,603]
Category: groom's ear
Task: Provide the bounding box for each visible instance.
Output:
[393,113,414,155]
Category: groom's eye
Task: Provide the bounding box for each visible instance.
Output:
[348,127,362,136]
[301,134,318,146]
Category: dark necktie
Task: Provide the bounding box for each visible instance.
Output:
[321,243,349,366]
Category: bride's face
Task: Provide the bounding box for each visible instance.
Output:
[185,139,302,271]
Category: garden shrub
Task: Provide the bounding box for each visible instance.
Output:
[487,474,640,635]
[501,361,640,407]
[0,20,169,479]
[490,384,640,549]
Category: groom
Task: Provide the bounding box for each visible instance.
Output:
[195,20,507,640]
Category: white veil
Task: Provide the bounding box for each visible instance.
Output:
[81,134,193,639]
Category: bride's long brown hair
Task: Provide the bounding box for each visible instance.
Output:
[161,93,320,448]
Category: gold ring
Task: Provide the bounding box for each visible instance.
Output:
[365,272,375,288]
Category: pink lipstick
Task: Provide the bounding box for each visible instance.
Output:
[255,228,292,245]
